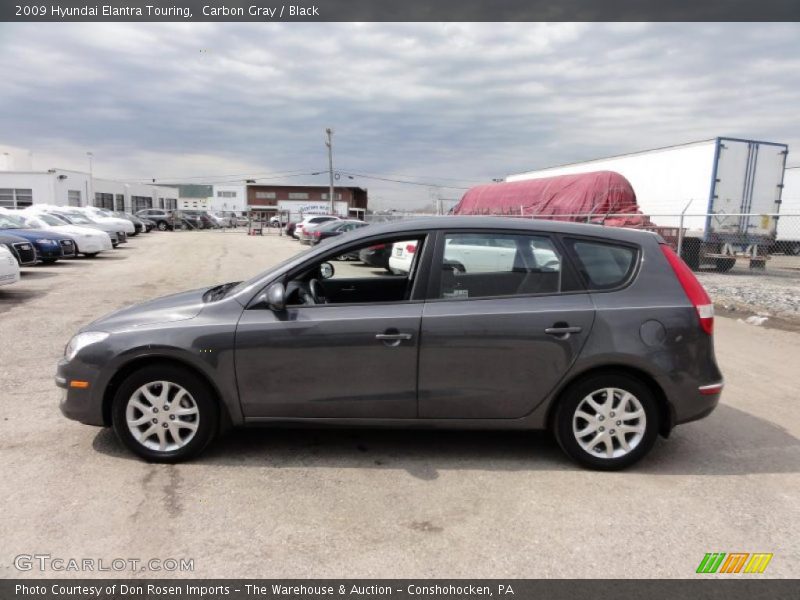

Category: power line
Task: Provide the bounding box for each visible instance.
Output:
[338,168,486,185]
[121,169,321,184]
[337,170,472,190]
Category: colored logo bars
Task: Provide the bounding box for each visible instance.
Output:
[697,553,773,574]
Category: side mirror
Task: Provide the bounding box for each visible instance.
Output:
[264,282,286,311]
[319,262,335,279]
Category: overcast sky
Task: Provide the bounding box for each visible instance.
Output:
[1,22,798,208]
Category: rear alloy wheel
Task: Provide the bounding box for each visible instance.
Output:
[112,365,217,462]
[554,374,659,470]
[157,221,168,231]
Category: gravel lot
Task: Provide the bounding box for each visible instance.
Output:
[697,257,800,322]
[0,231,798,578]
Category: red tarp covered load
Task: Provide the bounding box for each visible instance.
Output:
[453,170,647,228]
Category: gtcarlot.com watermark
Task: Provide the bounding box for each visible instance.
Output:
[14,554,194,573]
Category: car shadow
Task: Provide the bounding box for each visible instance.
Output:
[91,404,798,478]
[20,270,58,279]
[0,288,47,310]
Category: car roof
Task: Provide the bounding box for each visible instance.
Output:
[351,216,660,244]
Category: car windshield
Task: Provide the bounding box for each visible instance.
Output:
[62,213,95,224]
[0,214,31,229]
[35,214,66,226]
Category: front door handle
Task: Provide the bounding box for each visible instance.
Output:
[375,333,413,341]
[545,325,583,339]
[375,330,413,347]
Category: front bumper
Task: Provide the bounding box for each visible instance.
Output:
[56,359,106,426]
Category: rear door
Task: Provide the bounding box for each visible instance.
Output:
[418,230,595,419]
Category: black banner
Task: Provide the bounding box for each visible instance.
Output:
[3,0,800,22]
[3,580,799,600]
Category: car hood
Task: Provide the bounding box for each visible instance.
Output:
[53,225,108,239]
[86,287,210,331]
[90,216,135,232]
[1,228,74,241]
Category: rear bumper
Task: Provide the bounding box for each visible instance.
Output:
[673,382,723,426]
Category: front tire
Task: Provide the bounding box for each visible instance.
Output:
[157,221,168,231]
[554,373,659,470]
[111,365,218,463]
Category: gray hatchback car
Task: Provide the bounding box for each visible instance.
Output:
[57,217,723,469]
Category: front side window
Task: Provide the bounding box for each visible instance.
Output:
[567,239,637,290]
[285,236,425,306]
[437,232,562,299]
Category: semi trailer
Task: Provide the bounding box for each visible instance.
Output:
[507,137,789,271]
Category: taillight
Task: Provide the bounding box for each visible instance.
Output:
[660,244,714,335]
[405,243,416,254]
[314,231,321,237]
[369,243,386,250]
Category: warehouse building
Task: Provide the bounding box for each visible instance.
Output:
[247,184,368,220]
[0,168,178,213]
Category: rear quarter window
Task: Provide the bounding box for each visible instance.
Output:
[566,239,638,290]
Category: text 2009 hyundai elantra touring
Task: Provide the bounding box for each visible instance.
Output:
[57,217,723,469]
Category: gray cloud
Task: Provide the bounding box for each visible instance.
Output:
[0,22,798,208]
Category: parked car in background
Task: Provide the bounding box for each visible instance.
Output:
[180,210,214,229]
[0,232,38,267]
[358,242,393,271]
[18,211,113,257]
[0,212,77,263]
[42,210,123,247]
[57,217,722,469]
[112,211,150,234]
[310,219,368,245]
[135,209,173,231]
[270,216,288,228]
[137,217,156,232]
[80,207,136,236]
[284,222,297,238]
[295,215,340,241]
[211,212,237,228]
[389,235,561,275]
[0,245,20,288]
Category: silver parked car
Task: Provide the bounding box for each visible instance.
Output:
[57,217,722,469]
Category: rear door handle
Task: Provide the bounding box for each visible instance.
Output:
[545,326,583,338]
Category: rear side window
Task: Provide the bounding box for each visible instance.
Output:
[567,239,638,290]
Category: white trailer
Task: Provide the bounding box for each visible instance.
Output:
[507,137,788,270]
[775,167,800,255]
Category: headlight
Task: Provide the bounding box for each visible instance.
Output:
[64,332,109,361]
[35,238,57,245]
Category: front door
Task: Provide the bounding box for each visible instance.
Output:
[235,233,430,420]
[418,230,595,419]
[236,303,422,418]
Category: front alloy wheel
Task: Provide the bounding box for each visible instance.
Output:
[125,381,199,452]
[555,373,659,470]
[112,365,217,462]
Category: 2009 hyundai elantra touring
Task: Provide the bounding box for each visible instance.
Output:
[57,217,723,469]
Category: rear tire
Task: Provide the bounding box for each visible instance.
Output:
[111,365,218,463]
[680,240,701,271]
[157,221,168,231]
[554,373,660,470]
[713,257,736,273]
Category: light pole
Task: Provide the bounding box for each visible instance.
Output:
[325,128,335,214]
[87,152,94,207]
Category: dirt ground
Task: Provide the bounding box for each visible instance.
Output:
[0,230,797,578]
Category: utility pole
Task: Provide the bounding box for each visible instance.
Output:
[86,152,94,207]
[325,128,335,214]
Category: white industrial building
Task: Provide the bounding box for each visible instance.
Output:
[170,183,247,214]
[0,168,179,213]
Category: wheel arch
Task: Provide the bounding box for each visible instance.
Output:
[101,355,233,432]
[546,364,674,437]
